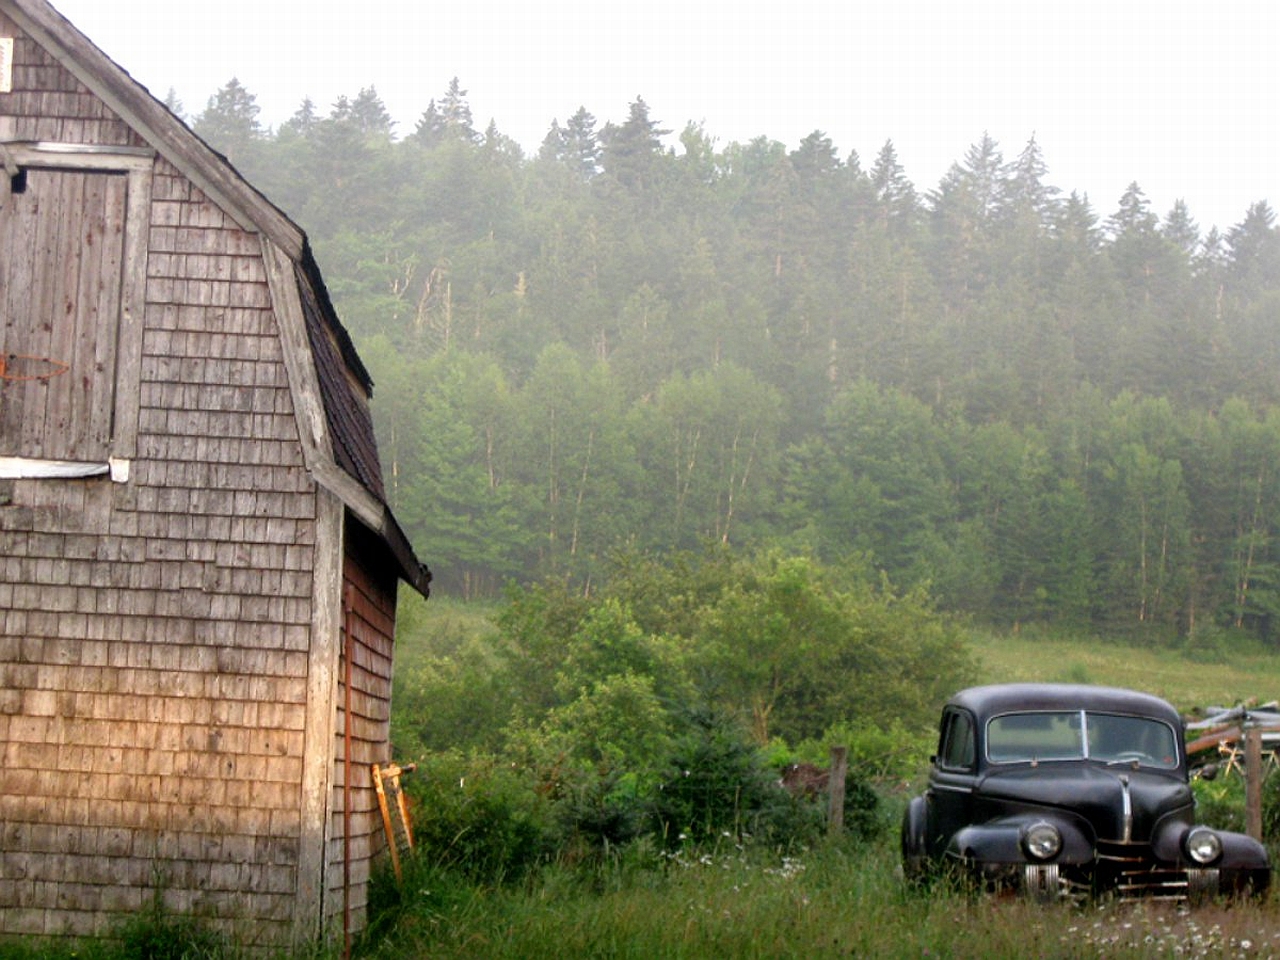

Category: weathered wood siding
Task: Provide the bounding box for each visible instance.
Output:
[0,11,141,146]
[324,518,398,935]
[0,13,327,944]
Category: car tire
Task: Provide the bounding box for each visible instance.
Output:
[1187,867,1219,906]
[1022,863,1061,903]
[901,797,929,886]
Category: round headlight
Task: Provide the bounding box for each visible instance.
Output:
[1023,821,1062,861]
[1185,827,1222,865]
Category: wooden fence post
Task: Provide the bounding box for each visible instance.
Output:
[1245,726,1263,842]
[827,746,848,836]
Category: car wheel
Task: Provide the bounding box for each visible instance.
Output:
[901,797,929,886]
[1187,867,1219,906]
[1022,863,1061,903]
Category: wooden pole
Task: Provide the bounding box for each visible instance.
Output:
[1245,726,1263,842]
[827,746,848,836]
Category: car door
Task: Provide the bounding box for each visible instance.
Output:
[927,707,977,856]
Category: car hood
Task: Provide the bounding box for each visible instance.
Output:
[976,763,1193,842]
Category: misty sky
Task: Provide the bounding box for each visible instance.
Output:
[47,0,1278,233]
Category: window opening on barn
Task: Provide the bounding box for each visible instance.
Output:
[0,143,152,479]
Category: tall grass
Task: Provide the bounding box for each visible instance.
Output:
[357,833,1280,959]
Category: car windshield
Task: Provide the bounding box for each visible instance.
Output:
[987,711,1178,769]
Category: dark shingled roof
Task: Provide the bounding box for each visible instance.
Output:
[291,252,429,594]
[295,251,385,502]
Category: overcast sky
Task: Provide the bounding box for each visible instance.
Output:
[49,0,1278,234]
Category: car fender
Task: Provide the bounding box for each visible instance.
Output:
[1151,821,1270,870]
[902,796,927,855]
[946,813,1094,865]
[1218,831,1271,870]
[901,795,929,881]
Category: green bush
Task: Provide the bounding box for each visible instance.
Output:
[407,753,555,883]
[551,771,648,863]
[796,718,934,783]
[1262,768,1280,842]
[1179,626,1234,665]
[113,907,226,960]
[1192,770,1248,833]
[648,709,821,847]
[837,776,883,841]
[363,851,482,950]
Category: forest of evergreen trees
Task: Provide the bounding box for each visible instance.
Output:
[187,78,1280,644]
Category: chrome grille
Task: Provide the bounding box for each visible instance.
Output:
[1096,840,1193,900]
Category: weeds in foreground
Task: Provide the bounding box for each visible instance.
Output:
[354,836,1280,959]
[7,840,1280,959]
[0,902,228,960]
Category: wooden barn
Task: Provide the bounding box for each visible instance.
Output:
[0,0,431,947]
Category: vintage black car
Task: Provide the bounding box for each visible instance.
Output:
[902,683,1270,901]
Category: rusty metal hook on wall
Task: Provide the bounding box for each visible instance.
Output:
[0,354,71,382]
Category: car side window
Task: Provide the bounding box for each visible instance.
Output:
[938,710,976,770]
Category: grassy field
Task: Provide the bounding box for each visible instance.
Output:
[968,627,1280,712]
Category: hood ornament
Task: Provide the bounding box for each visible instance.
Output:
[1119,774,1133,843]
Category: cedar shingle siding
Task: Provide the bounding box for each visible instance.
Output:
[0,1,429,947]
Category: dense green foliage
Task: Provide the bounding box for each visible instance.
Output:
[372,554,972,954]
[193,80,1280,642]
[390,553,958,872]
[393,550,967,756]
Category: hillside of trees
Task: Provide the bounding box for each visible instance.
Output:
[186,79,1280,644]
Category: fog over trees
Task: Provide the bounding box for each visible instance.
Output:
[194,80,1280,646]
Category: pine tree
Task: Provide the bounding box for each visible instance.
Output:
[1226,201,1279,290]
[279,97,318,139]
[413,78,477,146]
[541,107,601,179]
[439,77,476,140]
[413,100,444,146]
[346,86,396,139]
[162,87,184,120]
[789,130,840,182]
[1003,135,1057,222]
[193,77,263,167]
[1106,182,1163,301]
[869,139,919,232]
[960,132,1006,222]
[1107,182,1158,239]
[600,96,670,191]
[481,119,523,162]
[1162,199,1200,259]
[564,107,601,179]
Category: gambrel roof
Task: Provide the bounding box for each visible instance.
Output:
[2,0,430,595]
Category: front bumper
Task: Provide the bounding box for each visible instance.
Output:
[971,840,1269,902]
